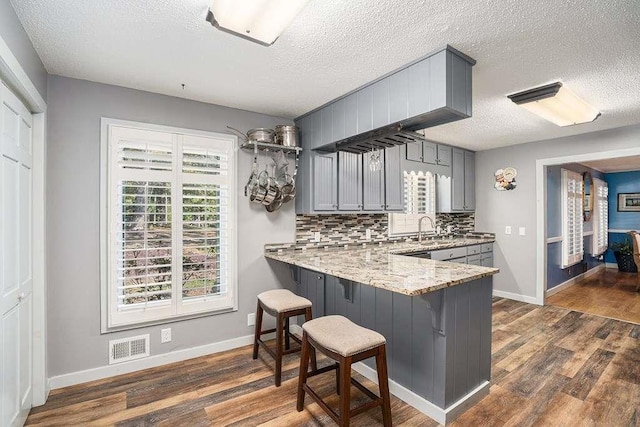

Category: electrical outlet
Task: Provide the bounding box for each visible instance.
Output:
[313,232,321,242]
[365,229,371,240]
[247,313,256,327]
[505,226,512,235]
[519,227,526,236]
[161,328,171,343]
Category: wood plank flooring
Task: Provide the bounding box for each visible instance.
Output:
[27,298,640,426]
[547,269,640,325]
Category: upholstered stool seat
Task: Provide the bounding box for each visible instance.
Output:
[252,289,316,387]
[302,315,386,357]
[297,315,392,427]
[258,289,312,316]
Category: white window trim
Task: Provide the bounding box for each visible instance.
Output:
[591,177,608,256]
[100,118,238,333]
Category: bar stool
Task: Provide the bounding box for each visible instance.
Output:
[297,315,392,427]
[252,289,316,386]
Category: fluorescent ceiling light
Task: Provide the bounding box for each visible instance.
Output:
[507,82,600,126]
[206,0,311,46]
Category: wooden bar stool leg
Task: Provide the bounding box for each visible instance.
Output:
[339,356,352,427]
[275,313,284,387]
[285,317,291,350]
[304,307,317,372]
[252,302,263,360]
[297,331,311,412]
[335,362,340,395]
[376,345,392,427]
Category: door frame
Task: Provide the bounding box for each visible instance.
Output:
[535,146,640,306]
[0,36,48,405]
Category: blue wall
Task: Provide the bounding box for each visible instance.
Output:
[604,171,640,263]
[547,164,604,289]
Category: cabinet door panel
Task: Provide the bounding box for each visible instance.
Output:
[407,59,430,117]
[389,69,409,123]
[363,151,385,210]
[338,152,362,211]
[406,141,422,162]
[384,146,404,211]
[464,151,475,211]
[332,99,346,142]
[320,107,333,147]
[437,145,452,167]
[357,85,374,134]
[452,148,465,211]
[422,141,437,165]
[372,79,389,129]
[344,94,358,138]
[313,152,338,211]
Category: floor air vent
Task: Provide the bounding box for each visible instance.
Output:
[109,334,150,364]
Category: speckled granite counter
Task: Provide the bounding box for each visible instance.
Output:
[264,238,499,296]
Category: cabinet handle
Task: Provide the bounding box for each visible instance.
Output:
[333,204,338,208]
[317,276,322,280]
[18,292,26,301]
[436,159,440,164]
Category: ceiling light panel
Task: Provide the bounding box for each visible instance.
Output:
[508,82,600,127]
[208,0,311,46]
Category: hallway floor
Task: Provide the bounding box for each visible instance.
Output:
[547,269,640,325]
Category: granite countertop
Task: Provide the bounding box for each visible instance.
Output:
[264,238,499,296]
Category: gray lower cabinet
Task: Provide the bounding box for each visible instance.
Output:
[430,244,493,267]
[313,152,338,211]
[338,152,362,210]
[291,266,493,411]
[293,268,326,321]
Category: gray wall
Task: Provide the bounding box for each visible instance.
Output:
[0,0,47,100]
[46,76,295,377]
[475,123,640,301]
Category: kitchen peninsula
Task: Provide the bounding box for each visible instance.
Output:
[265,237,499,424]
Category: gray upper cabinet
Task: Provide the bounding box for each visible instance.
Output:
[437,145,452,167]
[313,152,338,211]
[338,152,363,211]
[384,146,404,211]
[406,140,452,167]
[357,85,374,134]
[363,151,385,210]
[441,148,475,212]
[297,46,475,151]
[464,150,475,210]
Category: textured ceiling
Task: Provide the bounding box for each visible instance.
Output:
[582,156,640,173]
[11,0,640,150]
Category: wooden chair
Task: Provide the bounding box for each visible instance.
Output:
[628,231,640,292]
[297,315,392,427]
[252,289,316,386]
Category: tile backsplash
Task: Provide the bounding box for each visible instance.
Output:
[295,212,475,246]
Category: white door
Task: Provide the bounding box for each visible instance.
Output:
[1,80,33,427]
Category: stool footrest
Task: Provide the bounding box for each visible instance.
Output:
[303,384,341,424]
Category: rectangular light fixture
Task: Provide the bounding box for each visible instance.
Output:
[507,82,600,126]
[206,0,311,46]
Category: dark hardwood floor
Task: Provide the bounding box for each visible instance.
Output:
[547,269,640,325]
[27,298,640,426]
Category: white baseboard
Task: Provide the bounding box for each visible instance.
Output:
[492,289,540,305]
[353,362,489,424]
[605,262,619,270]
[546,264,605,297]
[49,332,273,390]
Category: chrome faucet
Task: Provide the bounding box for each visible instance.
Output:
[418,216,436,243]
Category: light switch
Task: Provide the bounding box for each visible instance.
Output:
[505,226,512,235]
[519,227,526,236]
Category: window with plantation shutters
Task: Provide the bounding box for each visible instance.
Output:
[561,169,584,268]
[591,177,608,256]
[101,120,236,330]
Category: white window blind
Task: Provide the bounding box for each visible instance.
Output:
[561,169,584,268]
[102,121,236,330]
[591,177,608,256]
[389,171,436,235]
